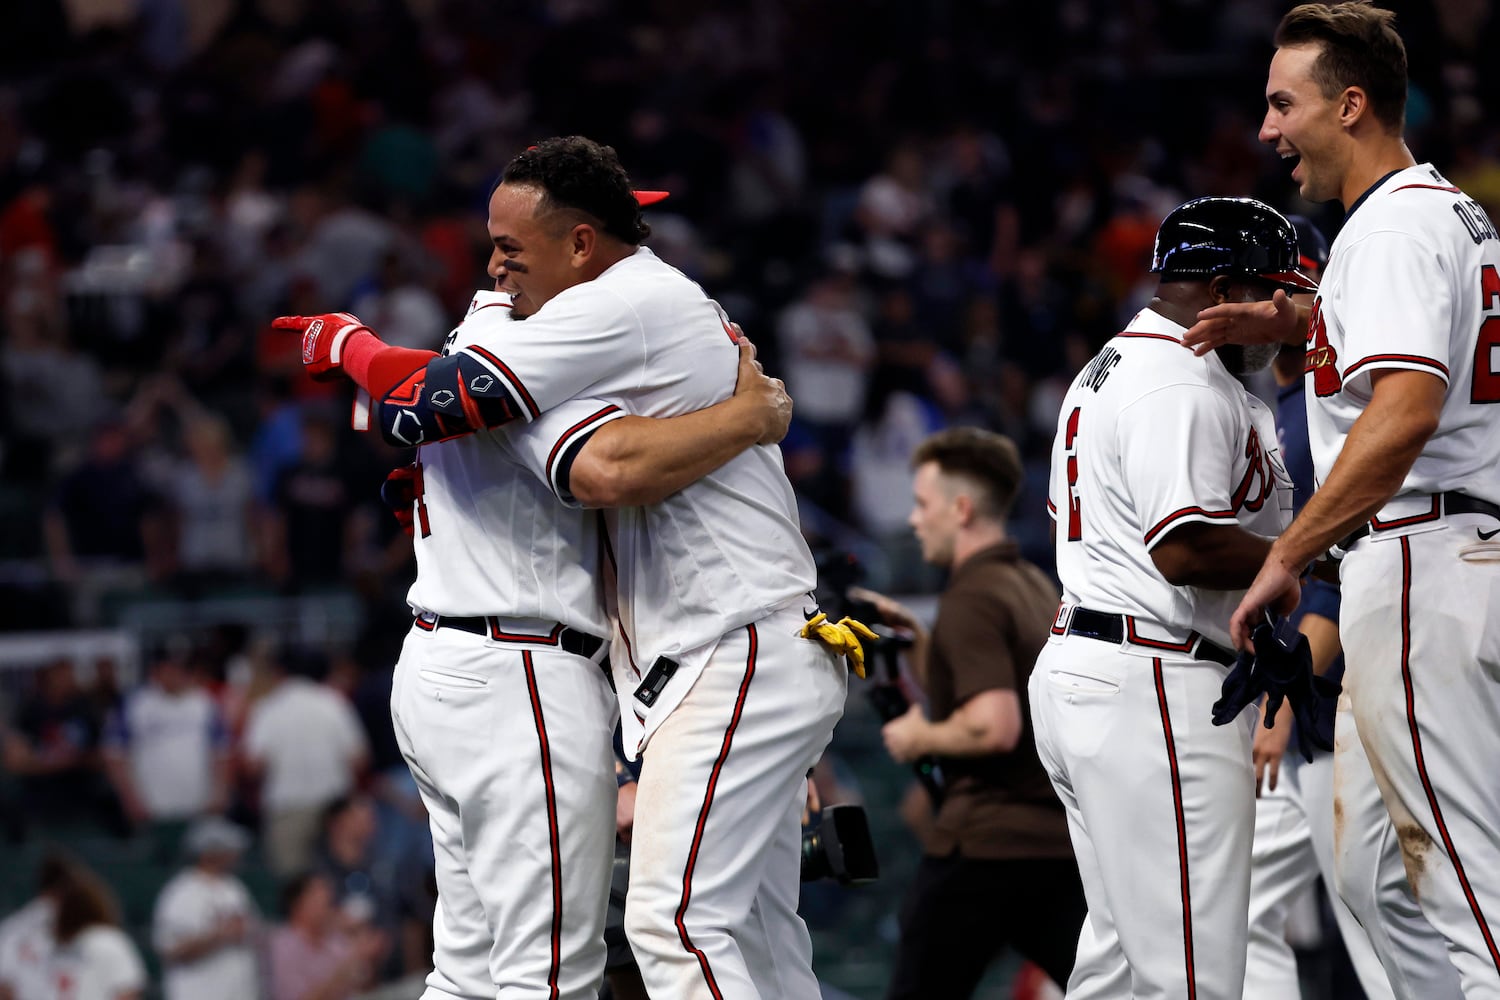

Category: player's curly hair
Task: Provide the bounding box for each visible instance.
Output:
[1276,2,1407,133]
[503,136,651,245]
[912,428,1024,522]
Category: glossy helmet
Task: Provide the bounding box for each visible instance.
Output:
[1151,197,1318,293]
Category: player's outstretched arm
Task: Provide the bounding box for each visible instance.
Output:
[567,339,791,508]
[274,313,526,446]
[1180,290,1308,357]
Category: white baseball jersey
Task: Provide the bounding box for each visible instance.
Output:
[0,898,54,1000]
[405,291,612,639]
[1306,164,1500,515]
[458,248,818,753]
[1046,307,1293,649]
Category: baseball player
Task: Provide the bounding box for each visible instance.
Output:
[276,219,794,1000]
[1186,5,1500,995]
[282,136,853,1000]
[1031,197,1305,999]
[1242,215,1459,999]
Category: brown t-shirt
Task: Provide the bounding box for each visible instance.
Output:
[923,541,1073,860]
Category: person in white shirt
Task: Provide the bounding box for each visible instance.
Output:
[243,650,369,878]
[44,866,145,1000]
[0,853,75,1000]
[153,817,261,1000]
[103,642,230,828]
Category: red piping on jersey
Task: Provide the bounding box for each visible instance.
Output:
[1153,657,1197,999]
[1341,354,1450,383]
[1371,495,1441,531]
[1127,617,1198,653]
[1117,332,1182,343]
[523,651,564,1000]
[1046,498,1058,515]
[674,624,758,1000]
[1143,506,1236,546]
[1398,537,1500,974]
[544,405,624,487]
[465,345,541,420]
[1393,183,1461,194]
[472,301,513,313]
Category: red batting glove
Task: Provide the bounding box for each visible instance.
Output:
[381,464,418,537]
[272,312,372,382]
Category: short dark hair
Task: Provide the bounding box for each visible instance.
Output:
[502,137,651,244]
[1276,2,1407,133]
[911,428,1024,522]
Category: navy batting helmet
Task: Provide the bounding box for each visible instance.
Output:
[1151,197,1318,293]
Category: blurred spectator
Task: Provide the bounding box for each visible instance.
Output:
[243,652,369,878]
[775,262,876,517]
[0,851,75,1000]
[314,794,431,977]
[2,660,120,836]
[102,639,230,830]
[0,248,103,481]
[156,413,259,587]
[264,409,371,589]
[42,420,166,594]
[152,817,260,1000]
[347,250,448,351]
[854,143,934,280]
[266,873,387,1000]
[43,865,146,1000]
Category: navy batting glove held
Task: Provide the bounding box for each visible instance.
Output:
[1211,613,1340,763]
[1211,647,1261,726]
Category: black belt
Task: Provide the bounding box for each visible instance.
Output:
[1339,491,1500,550]
[1066,607,1236,666]
[416,615,606,659]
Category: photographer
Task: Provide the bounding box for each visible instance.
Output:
[857,428,1084,997]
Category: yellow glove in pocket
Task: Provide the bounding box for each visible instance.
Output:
[797,612,879,679]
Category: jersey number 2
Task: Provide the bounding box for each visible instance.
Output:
[1064,407,1082,541]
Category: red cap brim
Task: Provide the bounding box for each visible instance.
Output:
[632,190,670,206]
[1264,269,1319,292]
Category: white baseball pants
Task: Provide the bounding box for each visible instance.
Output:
[1340,525,1500,999]
[1030,637,1256,1000]
[623,606,847,1000]
[391,623,618,1000]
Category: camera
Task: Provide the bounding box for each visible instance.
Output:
[800,804,879,885]
[813,548,946,807]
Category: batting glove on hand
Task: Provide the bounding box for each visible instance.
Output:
[272,312,371,382]
[381,464,418,537]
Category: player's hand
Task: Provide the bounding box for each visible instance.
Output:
[1253,697,1294,796]
[732,336,793,445]
[848,586,922,635]
[882,703,929,764]
[1230,548,1303,650]
[381,465,419,537]
[272,312,372,382]
[616,779,637,844]
[1181,290,1300,357]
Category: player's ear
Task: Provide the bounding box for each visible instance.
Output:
[569,224,597,268]
[1339,85,1369,129]
[1208,274,1233,305]
[954,492,976,527]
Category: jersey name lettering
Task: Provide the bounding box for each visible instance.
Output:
[1455,199,1499,246]
[1079,346,1121,393]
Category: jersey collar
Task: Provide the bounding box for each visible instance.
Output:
[466,290,514,314]
[1344,165,1418,220]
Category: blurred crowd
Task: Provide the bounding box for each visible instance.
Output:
[5,0,1500,996]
